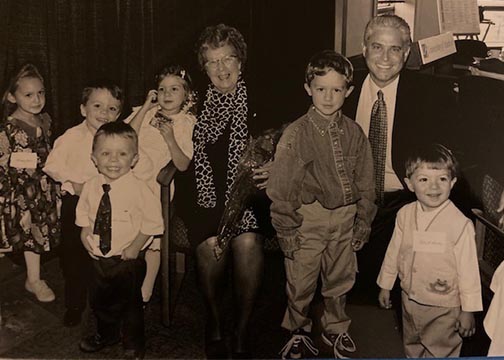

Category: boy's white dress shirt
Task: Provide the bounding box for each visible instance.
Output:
[43,121,153,195]
[75,171,164,258]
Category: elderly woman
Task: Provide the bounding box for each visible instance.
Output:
[176,24,270,358]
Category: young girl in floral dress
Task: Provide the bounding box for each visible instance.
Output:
[0,63,61,302]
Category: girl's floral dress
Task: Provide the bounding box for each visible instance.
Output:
[0,114,61,253]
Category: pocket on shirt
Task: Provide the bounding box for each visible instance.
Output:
[112,209,135,234]
[113,209,131,223]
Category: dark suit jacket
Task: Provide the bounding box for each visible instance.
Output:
[343,69,456,189]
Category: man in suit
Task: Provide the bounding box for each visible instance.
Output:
[343,14,454,303]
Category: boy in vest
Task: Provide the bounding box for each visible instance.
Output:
[377,144,482,358]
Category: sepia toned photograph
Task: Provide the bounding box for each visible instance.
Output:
[0,0,504,359]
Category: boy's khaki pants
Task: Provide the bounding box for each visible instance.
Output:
[282,201,357,334]
[402,291,462,357]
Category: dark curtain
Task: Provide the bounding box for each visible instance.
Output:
[0,0,334,138]
[0,0,123,136]
[248,0,335,128]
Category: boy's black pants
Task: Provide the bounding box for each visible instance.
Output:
[89,254,146,351]
[60,194,90,312]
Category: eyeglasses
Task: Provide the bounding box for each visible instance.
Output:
[204,54,238,70]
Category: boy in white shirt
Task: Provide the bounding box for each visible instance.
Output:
[377,144,482,358]
[44,80,134,327]
[76,121,163,359]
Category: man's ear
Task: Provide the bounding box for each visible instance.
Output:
[304,83,312,97]
[7,92,16,104]
[131,153,139,168]
[80,104,87,118]
[345,85,355,98]
[404,177,415,192]
[403,46,411,62]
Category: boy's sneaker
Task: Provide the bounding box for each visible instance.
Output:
[25,279,55,302]
[279,329,319,359]
[322,332,356,359]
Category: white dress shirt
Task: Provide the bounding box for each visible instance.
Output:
[75,171,164,257]
[44,121,153,195]
[355,75,403,191]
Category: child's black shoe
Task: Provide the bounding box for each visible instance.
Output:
[79,333,120,353]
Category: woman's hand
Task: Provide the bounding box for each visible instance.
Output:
[252,161,273,190]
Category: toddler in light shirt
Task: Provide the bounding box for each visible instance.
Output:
[377,144,482,358]
[76,121,163,359]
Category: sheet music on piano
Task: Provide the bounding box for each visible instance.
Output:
[437,0,481,35]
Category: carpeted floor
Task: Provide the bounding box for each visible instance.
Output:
[0,250,489,359]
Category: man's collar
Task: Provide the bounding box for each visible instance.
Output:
[368,74,401,92]
[365,73,400,101]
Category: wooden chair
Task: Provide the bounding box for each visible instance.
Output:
[472,208,504,299]
[472,175,504,300]
[156,161,188,327]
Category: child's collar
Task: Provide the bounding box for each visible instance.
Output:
[307,106,343,136]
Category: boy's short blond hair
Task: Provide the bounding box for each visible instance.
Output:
[92,121,138,154]
[305,49,353,87]
[405,144,457,179]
